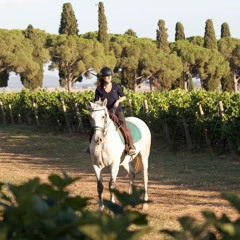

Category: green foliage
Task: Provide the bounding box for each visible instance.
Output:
[48,34,116,91]
[59,2,78,36]
[221,22,231,38]
[0,173,150,240]
[98,2,109,52]
[187,36,204,47]
[124,29,137,38]
[188,74,194,91]
[0,89,240,152]
[175,22,185,41]
[161,192,240,240]
[156,19,170,53]
[204,19,217,50]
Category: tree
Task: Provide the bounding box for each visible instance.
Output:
[156,19,170,53]
[175,22,185,41]
[0,29,39,88]
[98,2,109,52]
[188,73,194,91]
[171,40,230,91]
[124,29,137,38]
[218,37,240,92]
[187,36,204,47]
[221,22,231,38]
[204,19,217,50]
[49,34,116,92]
[59,2,78,36]
[139,50,183,91]
[21,25,50,90]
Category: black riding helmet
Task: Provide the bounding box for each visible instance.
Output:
[100,67,113,76]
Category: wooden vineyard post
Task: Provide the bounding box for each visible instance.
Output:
[159,107,171,145]
[128,99,133,116]
[182,115,194,153]
[0,101,7,124]
[60,96,72,134]
[32,101,40,126]
[8,104,15,125]
[198,104,213,154]
[73,96,84,133]
[218,101,235,156]
[143,99,150,123]
[17,113,22,124]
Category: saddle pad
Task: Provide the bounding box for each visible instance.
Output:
[118,121,142,144]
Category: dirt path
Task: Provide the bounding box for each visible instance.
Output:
[0,150,239,238]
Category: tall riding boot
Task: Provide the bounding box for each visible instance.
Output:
[126,128,136,156]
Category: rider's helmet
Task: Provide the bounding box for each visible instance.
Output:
[100,67,113,76]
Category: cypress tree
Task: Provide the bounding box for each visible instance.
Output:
[175,22,185,41]
[98,2,109,52]
[204,19,217,50]
[221,22,231,38]
[59,3,78,36]
[25,24,34,39]
[188,73,194,91]
[156,19,170,53]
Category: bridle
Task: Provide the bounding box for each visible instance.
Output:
[91,107,111,136]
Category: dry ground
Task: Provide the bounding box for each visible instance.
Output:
[0,147,239,239]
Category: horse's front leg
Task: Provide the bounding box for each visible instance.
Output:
[109,162,120,203]
[93,164,104,211]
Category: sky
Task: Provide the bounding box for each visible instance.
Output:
[0,0,240,42]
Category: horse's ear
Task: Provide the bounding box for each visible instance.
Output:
[85,100,92,110]
[103,98,107,107]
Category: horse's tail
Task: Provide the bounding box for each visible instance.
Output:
[134,154,142,173]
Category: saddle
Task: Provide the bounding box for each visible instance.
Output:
[88,112,129,151]
[108,112,129,149]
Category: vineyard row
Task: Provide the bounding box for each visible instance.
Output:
[0,88,240,154]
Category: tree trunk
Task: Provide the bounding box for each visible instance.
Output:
[67,73,73,92]
[183,72,188,91]
[233,72,239,93]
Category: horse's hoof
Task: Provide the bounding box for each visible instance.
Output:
[98,205,104,211]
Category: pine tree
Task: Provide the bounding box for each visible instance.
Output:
[175,22,185,41]
[204,19,217,50]
[98,2,109,52]
[156,19,170,53]
[125,29,137,38]
[59,3,78,36]
[221,22,231,38]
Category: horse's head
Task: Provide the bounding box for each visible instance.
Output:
[86,99,110,145]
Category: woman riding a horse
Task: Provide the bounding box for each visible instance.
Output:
[94,67,136,156]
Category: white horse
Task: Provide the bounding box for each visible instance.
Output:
[86,99,151,211]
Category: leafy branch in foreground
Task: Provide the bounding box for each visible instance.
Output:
[161,192,240,240]
[0,173,150,240]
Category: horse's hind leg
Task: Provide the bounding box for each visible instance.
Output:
[122,161,135,194]
[140,154,149,211]
[93,164,104,211]
[109,162,120,203]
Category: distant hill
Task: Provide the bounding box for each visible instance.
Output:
[4,74,96,90]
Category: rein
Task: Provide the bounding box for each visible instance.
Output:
[91,107,111,135]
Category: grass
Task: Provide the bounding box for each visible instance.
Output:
[0,124,240,239]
